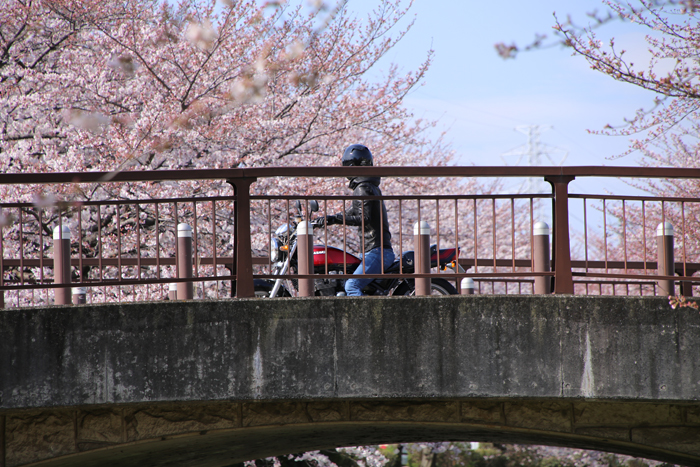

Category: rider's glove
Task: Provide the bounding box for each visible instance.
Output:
[324,214,341,226]
[314,215,340,227]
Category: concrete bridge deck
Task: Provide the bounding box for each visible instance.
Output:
[2,296,700,466]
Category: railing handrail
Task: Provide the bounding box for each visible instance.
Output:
[4,165,700,185]
[2,165,700,305]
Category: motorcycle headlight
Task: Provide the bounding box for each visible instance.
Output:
[275,223,290,241]
[270,236,281,262]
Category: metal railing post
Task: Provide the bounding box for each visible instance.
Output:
[297,221,314,297]
[657,222,674,296]
[460,277,475,295]
[53,225,71,305]
[414,221,430,296]
[72,287,87,305]
[545,176,574,294]
[680,273,694,297]
[227,177,257,298]
[533,221,551,294]
[177,223,194,300]
[0,223,4,309]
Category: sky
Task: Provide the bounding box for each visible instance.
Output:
[342,0,664,195]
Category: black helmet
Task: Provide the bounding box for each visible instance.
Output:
[341,144,373,167]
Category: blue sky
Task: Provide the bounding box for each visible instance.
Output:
[344,0,661,188]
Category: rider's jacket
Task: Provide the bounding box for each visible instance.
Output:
[328,177,393,253]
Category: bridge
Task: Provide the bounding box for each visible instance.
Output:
[2,167,700,466]
[2,295,700,466]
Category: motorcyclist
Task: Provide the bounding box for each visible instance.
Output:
[316,144,395,296]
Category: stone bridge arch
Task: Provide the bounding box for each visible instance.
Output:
[6,399,700,466]
[2,296,700,466]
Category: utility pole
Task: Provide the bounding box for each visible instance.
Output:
[501,125,568,222]
[501,124,568,194]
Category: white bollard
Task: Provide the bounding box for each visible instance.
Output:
[53,225,71,305]
[177,223,194,300]
[168,283,178,300]
[656,222,674,296]
[297,221,314,297]
[414,221,431,296]
[460,277,475,295]
[533,221,551,294]
[72,287,87,305]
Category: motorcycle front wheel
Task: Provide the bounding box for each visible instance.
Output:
[253,279,291,298]
[391,278,458,296]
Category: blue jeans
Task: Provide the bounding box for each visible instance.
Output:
[345,247,395,296]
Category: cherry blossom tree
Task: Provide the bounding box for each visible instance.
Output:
[495,1,700,161]
[546,1,700,289]
[0,0,421,290]
[552,1,700,148]
[495,1,700,294]
[243,446,389,467]
[1,0,440,190]
[498,1,700,298]
[1,0,538,305]
[494,1,699,59]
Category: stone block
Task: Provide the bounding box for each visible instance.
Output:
[6,410,75,466]
[504,401,571,432]
[461,401,503,424]
[350,401,460,422]
[126,403,239,441]
[77,408,123,450]
[573,402,683,427]
[242,402,310,427]
[306,402,348,422]
[686,405,700,424]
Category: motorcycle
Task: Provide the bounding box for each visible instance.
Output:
[254,200,463,297]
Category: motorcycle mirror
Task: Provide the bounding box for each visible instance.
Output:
[309,200,319,213]
[295,200,302,214]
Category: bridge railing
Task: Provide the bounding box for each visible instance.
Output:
[1,166,699,307]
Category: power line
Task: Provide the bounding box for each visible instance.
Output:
[501,124,568,194]
[500,125,569,222]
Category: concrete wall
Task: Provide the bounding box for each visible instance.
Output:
[2,295,699,408]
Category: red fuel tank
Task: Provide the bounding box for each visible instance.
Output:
[313,245,361,267]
